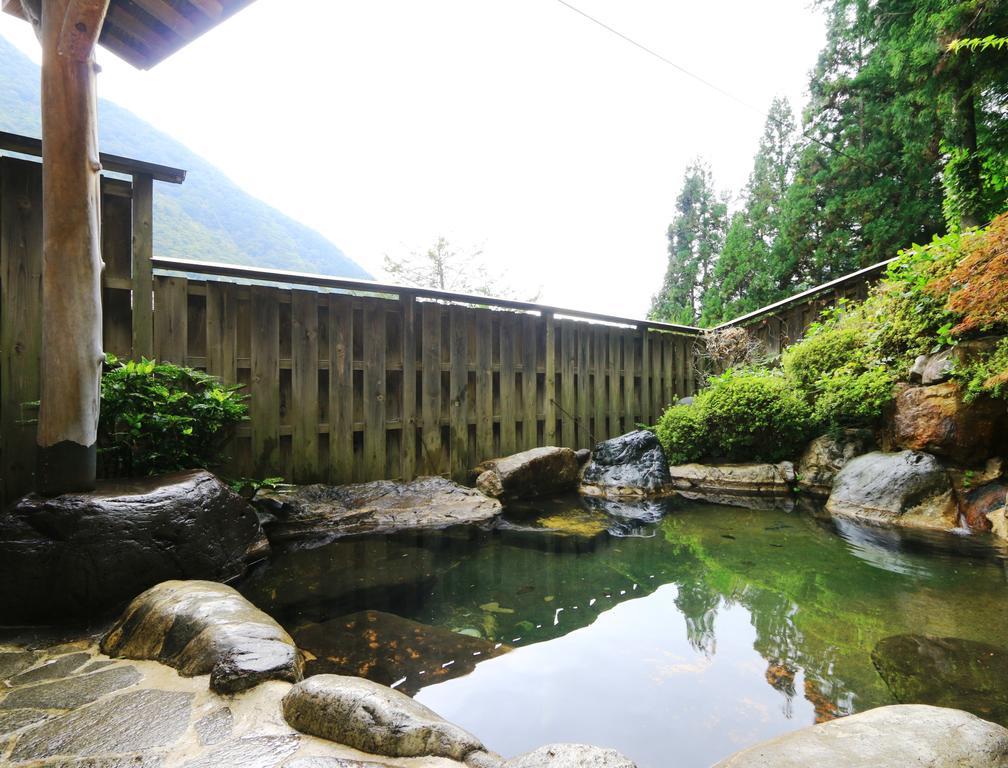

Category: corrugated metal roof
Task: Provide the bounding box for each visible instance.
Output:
[2,0,256,69]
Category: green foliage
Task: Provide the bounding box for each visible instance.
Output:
[948,35,1008,54]
[655,370,813,464]
[812,366,897,428]
[953,337,1008,402]
[99,357,248,477]
[654,405,706,465]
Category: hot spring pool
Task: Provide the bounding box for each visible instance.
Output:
[240,495,1008,768]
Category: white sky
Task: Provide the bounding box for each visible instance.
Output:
[1,0,825,319]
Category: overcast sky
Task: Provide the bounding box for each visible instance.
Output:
[1,1,826,319]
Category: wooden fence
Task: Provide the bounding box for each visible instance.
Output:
[717,259,894,355]
[0,152,700,500]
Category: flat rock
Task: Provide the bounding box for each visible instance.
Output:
[872,635,1008,724]
[475,447,580,500]
[255,477,502,544]
[100,580,302,694]
[579,431,672,498]
[797,430,876,497]
[887,382,1006,466]
[506,744,637,768]
[0,470,263,622]
[667,462,796,503]
[0,664,142,710]
[8,688,193,762]
[179,735,301,768]
[826,451,957,530]
[713,704,1008,767]
[293,610,508,695]
[282,674,486,762]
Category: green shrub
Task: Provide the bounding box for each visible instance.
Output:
[953,337,1008,402]
[655,370,813,464]
[781,321,865,393]
[99,357,248,477]
[812,365,896,427]
[655,404,706,465]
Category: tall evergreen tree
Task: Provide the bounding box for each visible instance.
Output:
[702,98,798,324]
[650,159,727,325]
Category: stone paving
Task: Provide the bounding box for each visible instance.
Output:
[0,632,461,768]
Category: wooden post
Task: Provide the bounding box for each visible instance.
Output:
[36,0,110,494]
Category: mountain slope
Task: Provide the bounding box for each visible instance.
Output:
[0,35,371,279]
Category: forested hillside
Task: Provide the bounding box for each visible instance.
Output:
[0,35,371,279]
[651,0,1008,327]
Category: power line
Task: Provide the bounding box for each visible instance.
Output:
[551,0,867,167]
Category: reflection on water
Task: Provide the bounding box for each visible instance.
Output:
[240,494,1008,768]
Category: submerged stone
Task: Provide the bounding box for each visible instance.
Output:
[9,688,193,761]
[579,431,673,498]
[505,743,637,768]
[100,580,303,694]
[292,610,507,695]
[667,462,797,502]
[474,446,580,500]
[712,704,1008,767]
[0,470,263,622]
[282,674,487,762]
[872,634,1008,724]
[826,450,957,530]
[255,477,502,544]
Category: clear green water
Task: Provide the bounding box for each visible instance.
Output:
[240,496,1008,768]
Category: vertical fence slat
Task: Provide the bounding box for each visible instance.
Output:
[449,307,469,481]
[522,314,537,450]
[560,323,575,448]
[205,282,237,383]
[291,290,319,481]
[0,158,42,503]
[544,313,557,445]
[623,333,635,430]
[639,329,651,426]
[499,314,516,455]
[593,327,605,447]
[328,295,353,484]
[608,329,620,438]
[153,275,188,364]
[130,172,154,359]
[420,302,442,475]
[363,300,386,481]
[250,285,279,475]
[662,336,674,412]
[400,294,417,480]
[576,326,590,448]
[475,311,493,461]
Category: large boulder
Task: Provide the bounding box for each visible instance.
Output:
[826,451,957,530]
[667,462,796,505]
[0,471,263,622]
[959,481,1006,532]
[797,430,876,497]
[254,477,502,544]
[100,580,303,694]
[872,635,1008,725]
[887,382,1006,466]
[712,704,1008,767]
[474,447,580,500]
[506,744,637,768]
[282,674,491,762]
[292,610,508,695]
[579,431,672,498]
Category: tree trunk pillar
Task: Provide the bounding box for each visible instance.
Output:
[36,0,107,494]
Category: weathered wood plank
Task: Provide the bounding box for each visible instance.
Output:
[449,306,469,481]
[624,332,636,427]
[499,313,517,455]
[651,332,662,419]
[420,302,442,475]
[249,285,280,475]
[593,327,605,446]
[205,281,237,384]
[328,295,353,484]
[560,322,575,448]
[608,329,620,438]
[639,329,651,426]
[544,312,557,445]
[362,301,386,481]
[662,335,674,413]
[475,310,493,462]
[522,314,537,449]
[130,172,154,359]
[576,325,590,448]
[153,275,188,364]
[0,158,43,502]
[400,293,417,480]
[291,290,319,481]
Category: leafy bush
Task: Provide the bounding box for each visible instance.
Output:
[811,366,896,427]
[654,404,706,465]
[99,357,248,477]
[655,370,813,464]
[953,337,1008,402]
[781,321,865,393]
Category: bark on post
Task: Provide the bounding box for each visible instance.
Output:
[36,0,109,494]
